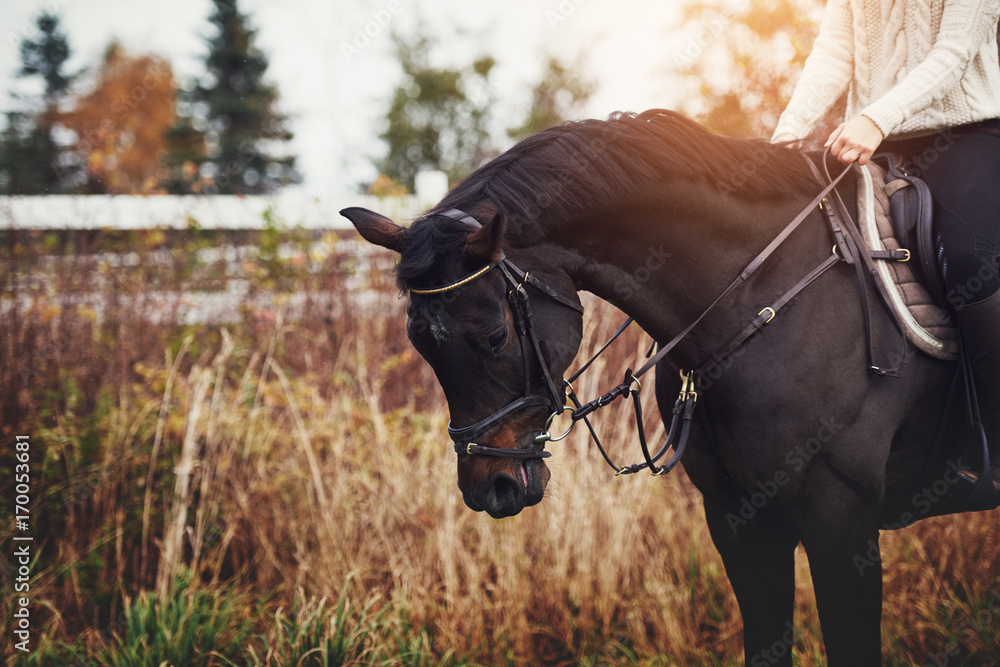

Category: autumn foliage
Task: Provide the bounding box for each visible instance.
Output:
[674,0,841,141]
[59,44,177,194]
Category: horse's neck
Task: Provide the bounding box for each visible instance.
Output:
[550,181,823,366]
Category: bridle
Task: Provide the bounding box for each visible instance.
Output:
[408,209,584,460]
[410,156,908,474]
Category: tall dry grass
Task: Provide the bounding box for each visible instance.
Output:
[1,226,998,666]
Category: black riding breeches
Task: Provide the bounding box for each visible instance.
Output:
[881,118,1000,308]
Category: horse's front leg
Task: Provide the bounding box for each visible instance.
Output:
[798,466,883,666]
[704,496,798,667]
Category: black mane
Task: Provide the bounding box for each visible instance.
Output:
[398,109,812,289]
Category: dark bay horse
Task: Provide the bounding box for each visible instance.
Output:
[340,109,993,666]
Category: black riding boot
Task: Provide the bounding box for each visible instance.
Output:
[956,288,1000,494]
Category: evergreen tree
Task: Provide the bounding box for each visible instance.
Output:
[164,0,297,194]
[0,12,76,194]
[377,29,497,191]
[20,13,72,104]
[160,116,210,193]
[0,112,35,194]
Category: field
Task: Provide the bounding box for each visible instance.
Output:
[1,222,998,666]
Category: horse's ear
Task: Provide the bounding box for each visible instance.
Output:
[340,207,406,253]
[465,212,505,261]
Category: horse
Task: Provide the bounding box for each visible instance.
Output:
[340,109,995,666]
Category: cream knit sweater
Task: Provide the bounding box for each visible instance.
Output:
[773,0,1000,141]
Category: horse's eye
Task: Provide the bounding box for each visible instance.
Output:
[488,328,508,352]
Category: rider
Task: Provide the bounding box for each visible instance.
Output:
[771,0,1000,493]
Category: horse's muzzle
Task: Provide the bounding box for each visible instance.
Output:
[462,461,548,518]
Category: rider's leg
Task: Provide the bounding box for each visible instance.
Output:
[955,291,1000,490]
[916,120,1000,490]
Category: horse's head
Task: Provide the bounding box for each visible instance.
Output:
[341,206,583,518]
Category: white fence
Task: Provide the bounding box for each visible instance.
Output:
[0,192,437,230]
[0,173,453,231]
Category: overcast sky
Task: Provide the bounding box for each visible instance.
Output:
[1,0,692,196]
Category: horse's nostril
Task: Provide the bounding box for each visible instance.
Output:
[492,474,519,505]
[482,472,524,518]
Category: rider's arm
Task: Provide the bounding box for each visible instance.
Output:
[860,0,1000,138]
[772,0,854,142]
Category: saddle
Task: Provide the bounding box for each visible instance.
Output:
[821,154,993,509]
[859,156,1000,509]
[871,153,948,304]
[855,158,959,360]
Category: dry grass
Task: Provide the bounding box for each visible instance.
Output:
[1,227,997,666]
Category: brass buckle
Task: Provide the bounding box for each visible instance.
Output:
[563,380,575,407]
[678,370,697,402]
[899,248,911,262]
[467,443,476,455]
[758,306,776,324]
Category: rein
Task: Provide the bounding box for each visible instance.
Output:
[557,158,855,474]
[414,156,906,474]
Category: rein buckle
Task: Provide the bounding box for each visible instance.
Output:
[678,370,698,402]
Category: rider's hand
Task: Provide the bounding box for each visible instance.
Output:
[825,116,884,165]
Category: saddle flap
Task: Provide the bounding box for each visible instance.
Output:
[857,161,959,361]
[872,152,947,305]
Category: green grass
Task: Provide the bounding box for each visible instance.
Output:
[18,572,460,667]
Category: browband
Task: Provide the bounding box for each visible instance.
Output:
[407,209,495,295]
